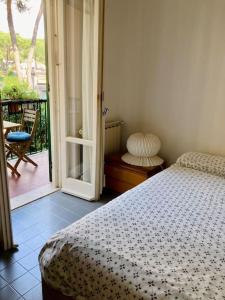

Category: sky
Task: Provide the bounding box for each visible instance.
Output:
[0,0,44,39]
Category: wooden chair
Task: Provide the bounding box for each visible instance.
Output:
[5,109,39,176]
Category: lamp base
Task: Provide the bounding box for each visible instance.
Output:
[121,153,164,167]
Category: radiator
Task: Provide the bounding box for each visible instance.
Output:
[105,121,123,155]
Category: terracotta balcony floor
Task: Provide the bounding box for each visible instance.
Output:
[7,151,50,198]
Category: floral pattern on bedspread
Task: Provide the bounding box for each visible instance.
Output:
[39,165,225,300]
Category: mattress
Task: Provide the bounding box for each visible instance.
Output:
[39,165,225,299]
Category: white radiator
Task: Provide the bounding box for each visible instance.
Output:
[105,121,123,155]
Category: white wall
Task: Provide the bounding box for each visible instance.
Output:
[104,0,225,164]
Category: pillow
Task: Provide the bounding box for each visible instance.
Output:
[7,131,31,142]
[176,152,225,178]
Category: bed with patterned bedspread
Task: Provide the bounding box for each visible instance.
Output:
[39,152,225,300]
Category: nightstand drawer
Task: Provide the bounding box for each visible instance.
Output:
[104,153,164,194]
[105,164,147,186]
[105,176,134,193]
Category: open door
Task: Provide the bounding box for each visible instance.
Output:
[45,0,104,200]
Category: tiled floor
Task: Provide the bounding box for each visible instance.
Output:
[0,191,113,299]
[8,151,50,198]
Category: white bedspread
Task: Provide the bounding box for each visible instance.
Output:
[39,165,225,299]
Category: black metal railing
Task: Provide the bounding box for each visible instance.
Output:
[1,99,49,154]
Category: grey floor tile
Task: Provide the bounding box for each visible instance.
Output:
[40,228,58,240]
[14,224,44,244]
[0,276,7,289]
[29,265,41,281]
[0,285,21,300]
[0,262,27,284]
[12,220,30,236]
[48,206,79,223]
[11,273,39,296]
[43,218,70,232]
[9,244,33,262]
[18,249,41,271]
[11,210,31,223]
[24,236,47,252]
[23,284,43,300]
[0,256,14,272]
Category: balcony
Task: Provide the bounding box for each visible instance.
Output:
[8,151,50,198]
[1,99,51,207]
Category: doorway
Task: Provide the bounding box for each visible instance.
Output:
[0,0,54,209]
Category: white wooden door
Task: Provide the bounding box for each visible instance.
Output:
[54,0,102,200]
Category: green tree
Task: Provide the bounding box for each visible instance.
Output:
[0,32,45,67]
[0,32,13,72]
[4,0,33,78]
[17,34,30,62]
[26,1,43,87]
[35,39,45,64]
[1,0,43,85]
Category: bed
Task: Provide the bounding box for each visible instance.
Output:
[39,152,225,300]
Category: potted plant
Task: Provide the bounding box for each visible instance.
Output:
[1,76,39,114]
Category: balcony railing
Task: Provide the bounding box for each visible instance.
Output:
[1,99,49,155]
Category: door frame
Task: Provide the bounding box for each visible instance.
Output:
[44,0,62,189]
[43,4,53,183]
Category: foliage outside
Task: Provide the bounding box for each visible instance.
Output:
[0,31,45,101]
[1,76,39,100]
[0,31,45,72]
[0,0,45,100]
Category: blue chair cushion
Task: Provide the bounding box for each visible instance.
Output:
[7,131,31,142]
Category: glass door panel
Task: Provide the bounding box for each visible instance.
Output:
[65,0,94,140]
[67,143,92,183]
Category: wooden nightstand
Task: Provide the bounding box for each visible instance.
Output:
[104,153,164,194]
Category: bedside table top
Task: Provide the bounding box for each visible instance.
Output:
[105,153,164,175]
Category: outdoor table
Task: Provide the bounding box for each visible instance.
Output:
[3,121,22,137]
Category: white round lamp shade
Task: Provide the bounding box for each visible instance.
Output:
[122,132,164,167]
[127,133,161,157]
